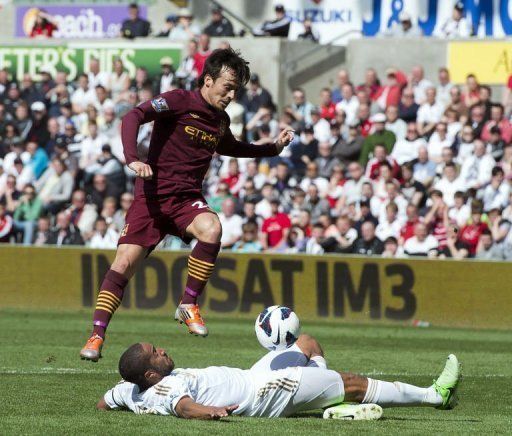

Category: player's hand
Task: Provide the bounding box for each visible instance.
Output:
[208,404,238,419]
[128,161,153,180]
[274,128,295,154]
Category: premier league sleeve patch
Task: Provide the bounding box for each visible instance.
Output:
[151,97,170,112]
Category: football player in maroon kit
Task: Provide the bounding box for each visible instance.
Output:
[80,48,294,361]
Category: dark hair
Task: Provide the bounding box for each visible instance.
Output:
[492,166,504,177]
[198,48,250,88]
[119,343,151,388]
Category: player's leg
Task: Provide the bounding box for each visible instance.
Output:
[175,212,221,336]
[80,244,147,361]
[250,334,327,372]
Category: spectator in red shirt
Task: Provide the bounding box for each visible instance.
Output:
[260,198,291,250]
[220,158,243,196]
[30,10,58,38]
[459,201,489,256]
[375,68,407,111]
[400,203,421,244]
[0,203,13,243]
[481,103,512,144]
[357,103,372,137]
[357,68,382,101]
[424,190,450,250]
[193,33,212,76]
[319,88,336,121]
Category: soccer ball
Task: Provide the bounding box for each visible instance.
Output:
[255,305,301,351]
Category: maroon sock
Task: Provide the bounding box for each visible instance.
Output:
[182,241,220,304]
[91,269,129,339]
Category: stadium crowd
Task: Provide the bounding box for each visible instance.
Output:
[1,32,512,260]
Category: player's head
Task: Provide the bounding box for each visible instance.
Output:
[198,48,250,111]
[118,343,174,390]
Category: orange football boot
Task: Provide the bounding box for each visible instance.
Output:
[79,334,104,362]
[174,303,208,337]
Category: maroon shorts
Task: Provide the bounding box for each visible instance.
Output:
[118,194,214,251]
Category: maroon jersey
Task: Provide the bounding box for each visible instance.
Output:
[122,89,278,198]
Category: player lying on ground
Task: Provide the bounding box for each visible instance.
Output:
[80,48,295,361]
[97,334,461,420]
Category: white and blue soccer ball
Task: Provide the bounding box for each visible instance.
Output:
[255,305,301,351]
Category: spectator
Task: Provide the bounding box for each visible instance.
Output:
[299,162,329,198]
[400,203,421,243]
[309,107,331,143]
[403,222,438,257]
[232,222,263,253]
[88,217,119,249]
[112,192,133,233]
[254,4,291,37]
[297,18,319,42]
[87,58,110,90]
[319,88,336,121]
[108,59,131,102]
[36,157,73,214]
[32,215,51,246]
[436,2,472,38]
[401,162,426,208]
[240,74,274,125]
[446,86,468,118]
[203,6,234,37]
[87,174,115,212]
[120,3,151,38]
[323,215,357,253]
[382,236,401,258]
[352,221,384,255]
[156,15,177,38]
[385,11,422,37]
[479,166,509,212]
[449,191,471,227]
[13,102,32,142]
[0,203,13,242]
[46,211,84,246]
[424,190,450,249]
[459,139,495,190]
[153,57,176,95]
[0,174,21,214]
[376,202,402,241]
[305,183,330,222]
[375,68,407,110]
[260,198,291,250]
[454,125,476,164]
[335,84,359,125]
[475,229,504,260]
[304,223,325,254]
[169,8,201,41]
[481,103,512,144]
[385,105,407,141]
[332,122,363,165]
[486,126,505,162]
[359,113,396,166]
[398,88,419,123]
[434,162,466,207]
[288,87,314,126]
[464,76,482,111]
[410,65,433,105]
[175,39,199,90]
[218,197,244,249]
[436,67,453,108]
[314,142,340,179]
[13,183,42,245]
[71,74,97,114]
[194,34,212,77]
[66,189,98,240]
[30,9,58,38]
[427,122,452,163]
[85,144,125,197]
[79,121,108,170]
[459,201,488,256]
[437,224,469,259]
[392,122,426,165]
[416,87,444,137]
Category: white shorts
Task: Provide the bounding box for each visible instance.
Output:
[243,346,345,417]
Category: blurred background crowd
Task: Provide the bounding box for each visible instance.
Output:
[1,2,512,260]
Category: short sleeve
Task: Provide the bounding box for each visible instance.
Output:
[104,380,136,410]
[155,376,193,416]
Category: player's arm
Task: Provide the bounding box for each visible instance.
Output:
[121,92,176,179]
[174,396,238,420]
[217,125,294,158]
[96,397,111,411]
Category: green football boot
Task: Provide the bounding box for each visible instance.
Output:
[433,354,461,410]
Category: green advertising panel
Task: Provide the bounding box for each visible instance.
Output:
[0,41,183,81]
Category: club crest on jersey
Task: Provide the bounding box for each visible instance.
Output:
[151,97,169,113]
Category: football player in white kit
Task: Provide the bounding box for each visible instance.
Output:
[97,334,460,420]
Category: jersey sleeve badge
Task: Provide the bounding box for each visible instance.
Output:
[151,97,170,112]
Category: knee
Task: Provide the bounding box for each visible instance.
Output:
[341,372,368,403]
[111,252,136,277]
[192,214,222,243]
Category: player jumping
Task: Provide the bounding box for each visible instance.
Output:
[80,48,295,361]
[97,335,461,420]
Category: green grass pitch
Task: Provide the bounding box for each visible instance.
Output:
[1,309,511,435]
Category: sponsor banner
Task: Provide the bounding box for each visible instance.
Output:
[448,41,512,84]
[15,5,147,39]
[0,42,182,82]
[281,0,512,45]
[1,246,511,330]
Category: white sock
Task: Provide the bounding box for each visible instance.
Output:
[306,355,327,369]
[362,378,442,407]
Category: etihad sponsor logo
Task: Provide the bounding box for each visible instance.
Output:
[184,125,219,151]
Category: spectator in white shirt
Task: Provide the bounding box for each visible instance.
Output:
[459,139,495,190]
[299,162,329,198]
[434,162,466,207]
[403,222,438,257]
[392,123,427,165]
[310,106,331,143]
[336,162,370,211]
[376,202,402,241]
[455,125,475,164]
[436,67,453,108]
[416,87,444,137]
[410,65,433,105]
[448,191,471,227]
[335,84,359,126]
[428,122,453,163]
[378,181,408,224]
[385,105,407,141]
[79,121,108,170]
[218,197,244,249]
[479,166,509,211]
[71,73,97,114]
[288,87,314,125]
[436,2,472,39]
[87,58,110,90]
[88,217,119,249]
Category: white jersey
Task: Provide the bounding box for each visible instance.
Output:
[104,365,302,418]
